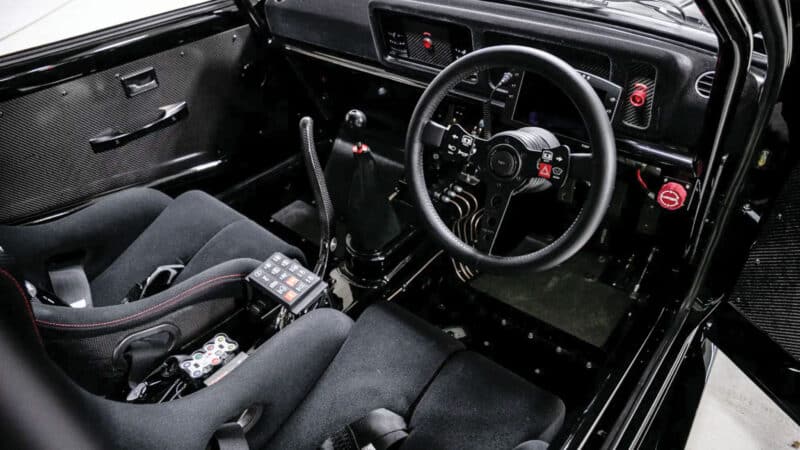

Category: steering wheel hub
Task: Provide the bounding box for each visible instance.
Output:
[488,144,520,178]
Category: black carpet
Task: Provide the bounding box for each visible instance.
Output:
[271,199,320,243]
[471,251,631,347]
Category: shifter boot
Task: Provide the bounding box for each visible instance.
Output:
[346,144,402,253]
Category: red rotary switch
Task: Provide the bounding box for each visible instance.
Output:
[422,32,433,50]
[657,182,687,211]
[629,83,649,108]
[352,143,370,154]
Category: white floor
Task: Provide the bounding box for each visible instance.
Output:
[685,350,800,450]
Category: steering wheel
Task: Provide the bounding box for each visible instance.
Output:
[405,45,617,272]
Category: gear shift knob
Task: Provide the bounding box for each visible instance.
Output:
[345,109,367,130]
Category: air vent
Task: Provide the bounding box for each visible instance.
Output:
[695,71,715,98]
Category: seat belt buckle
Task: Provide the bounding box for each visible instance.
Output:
[246,253,327,315]
[48,263,93,308]
[123,264,185,303]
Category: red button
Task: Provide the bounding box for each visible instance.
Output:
[283,290,298,303]
[657,182,687,211]
[538,163,552,179]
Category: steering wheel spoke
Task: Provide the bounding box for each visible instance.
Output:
[423,120,487,165]
[475,182,514,254]
[518,145,573,189]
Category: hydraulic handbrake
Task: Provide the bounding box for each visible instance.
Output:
[298,116,336,276]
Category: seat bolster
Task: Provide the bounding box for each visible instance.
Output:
[263,303,465,450]
[88,189,248,304]
[404,352,567,450]
[173,219,305,285]
[0,188,171,285]
[33,258,259,336]
[81,309,354,450]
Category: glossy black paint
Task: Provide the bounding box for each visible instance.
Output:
[599,0,792,448]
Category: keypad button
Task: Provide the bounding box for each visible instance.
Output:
[270,266,281,275]
[283,290,298,303]
[285,276,299,287]
[295,281,308,292]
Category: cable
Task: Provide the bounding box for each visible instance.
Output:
[482,71,515,138]
[636,168,650,190]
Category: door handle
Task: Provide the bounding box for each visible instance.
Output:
[90,101,188,152]
[125,79,158,96]
[120,67,159,97]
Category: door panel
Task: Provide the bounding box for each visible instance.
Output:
[729,161,800,360]
[0,23,257,223]
[707,161,800,424]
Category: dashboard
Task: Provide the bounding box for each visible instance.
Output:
[264,0,746,185]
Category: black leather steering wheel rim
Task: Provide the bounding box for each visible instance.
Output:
[405,45,617,272]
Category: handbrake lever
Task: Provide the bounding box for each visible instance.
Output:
[298,117,336,276]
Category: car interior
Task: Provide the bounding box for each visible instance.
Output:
[0,0,796,449]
